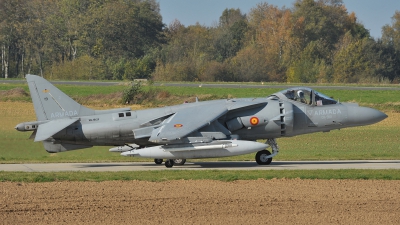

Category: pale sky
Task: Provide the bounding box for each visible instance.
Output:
[158,0,400,39]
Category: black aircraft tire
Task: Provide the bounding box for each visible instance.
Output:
[165,159,175,168]
[173,159,186,165]
[154,159,163,164]
[255,150,272,165]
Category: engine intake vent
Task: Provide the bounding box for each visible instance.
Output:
[279,101,286,136]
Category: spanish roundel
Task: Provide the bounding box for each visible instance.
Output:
[250,117,259,126]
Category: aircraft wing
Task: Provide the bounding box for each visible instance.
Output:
[148,100,267,143]
[148,103,228,143]
[34,118,79,142]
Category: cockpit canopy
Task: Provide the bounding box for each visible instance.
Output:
[272,87,337,106]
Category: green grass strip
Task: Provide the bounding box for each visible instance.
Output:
[1,170,399,182]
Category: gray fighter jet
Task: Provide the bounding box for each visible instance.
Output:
[16,75,387,167]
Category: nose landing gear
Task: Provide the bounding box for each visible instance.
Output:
[255,150,272,165]
[255,138,279,165]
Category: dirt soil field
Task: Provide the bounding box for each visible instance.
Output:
[1,179,399,225]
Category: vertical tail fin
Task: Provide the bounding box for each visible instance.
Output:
[26,74,95,121]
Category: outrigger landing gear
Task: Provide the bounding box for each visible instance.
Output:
[255,138,279,165]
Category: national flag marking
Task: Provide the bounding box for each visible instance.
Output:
[250,117,259,126]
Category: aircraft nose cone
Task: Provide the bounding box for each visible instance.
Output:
[348,107,387,126]
[15,123,24,131]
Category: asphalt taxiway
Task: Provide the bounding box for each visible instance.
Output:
[0,160,399,172]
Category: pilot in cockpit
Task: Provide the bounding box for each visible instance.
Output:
[282,88,337,106]
[296,90,308,104]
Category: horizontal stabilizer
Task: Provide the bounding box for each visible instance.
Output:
[34,118,79,142]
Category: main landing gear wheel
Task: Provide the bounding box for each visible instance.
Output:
[165,159,175,168]
[255,150,272,165]
[154,159,163,164]
[173,159,186,165]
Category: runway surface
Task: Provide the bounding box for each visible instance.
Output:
[1,160,399,172]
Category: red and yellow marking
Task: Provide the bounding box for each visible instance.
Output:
[174,124,183,128]
[250,117,259,126]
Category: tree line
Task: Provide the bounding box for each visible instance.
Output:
[1,0,399,83]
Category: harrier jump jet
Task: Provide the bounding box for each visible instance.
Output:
[16,75,387,167]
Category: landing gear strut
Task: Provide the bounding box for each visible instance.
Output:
[255,138,279,165]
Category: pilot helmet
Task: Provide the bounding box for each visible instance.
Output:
[297,90,304,98]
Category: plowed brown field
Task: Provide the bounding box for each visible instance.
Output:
[1,179,399,224]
